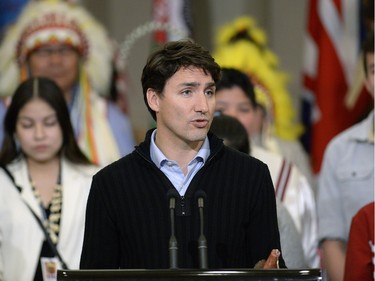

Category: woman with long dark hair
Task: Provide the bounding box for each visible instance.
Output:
[0,77,98,281]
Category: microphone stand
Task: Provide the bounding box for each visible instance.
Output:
[168,190,178,269]
[197,193,208,269]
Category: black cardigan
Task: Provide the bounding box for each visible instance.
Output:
[80,130,285,269]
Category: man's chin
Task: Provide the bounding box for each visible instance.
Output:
[189,130,208,142]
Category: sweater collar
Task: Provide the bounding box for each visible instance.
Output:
[136,128,224,162]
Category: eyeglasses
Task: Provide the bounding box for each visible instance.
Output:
[32,45,77,58]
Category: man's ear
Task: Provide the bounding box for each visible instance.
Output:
[146,88,160,112]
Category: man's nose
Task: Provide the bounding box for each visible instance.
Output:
[48,50,65,63]
[195,93,209,113]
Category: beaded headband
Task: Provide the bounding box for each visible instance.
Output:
[17,12,89,64]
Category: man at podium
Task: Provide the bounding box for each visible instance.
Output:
[80,40,285,270]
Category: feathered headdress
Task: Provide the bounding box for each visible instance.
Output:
[213,16,303,141]
[0,0,113,97]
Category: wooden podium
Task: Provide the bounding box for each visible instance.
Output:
[57,268,322,281]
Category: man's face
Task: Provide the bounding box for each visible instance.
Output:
[365,52,374,97]
[28,44,80,99]
[215,86,257,137]
[147,67,216,147]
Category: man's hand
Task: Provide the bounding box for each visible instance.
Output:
[254,249,280,269]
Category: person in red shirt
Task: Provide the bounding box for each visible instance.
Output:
[344,201,375,281]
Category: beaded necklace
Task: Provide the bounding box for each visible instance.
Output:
[29,165,62,245]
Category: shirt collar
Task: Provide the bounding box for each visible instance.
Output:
[350,110,374,143]
[150,129,210,168]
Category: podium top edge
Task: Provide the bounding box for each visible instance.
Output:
[58,268,322,278]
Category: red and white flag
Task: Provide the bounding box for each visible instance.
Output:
[301,0,373,173]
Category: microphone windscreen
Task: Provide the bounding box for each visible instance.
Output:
[167,189,180,209]
[195,190,207,200]
[167,188,179,200]
[195,190,207,208]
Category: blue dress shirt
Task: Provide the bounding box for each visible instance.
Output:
[150,129,210,196]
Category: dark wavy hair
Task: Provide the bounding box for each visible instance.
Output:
[216,68,257,108]
[0,77,91,165]
[141,39,222,120]
[210,113,250,154]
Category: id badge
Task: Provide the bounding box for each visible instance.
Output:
[40,257,62,281]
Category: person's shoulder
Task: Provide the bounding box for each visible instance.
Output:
[63,160,100,178]
[5,157,24,171]
[329,111,373,148]
[251,145,283,166]
[324,127,358,158]
[75,164,100,177]
[223,145,267,169]
[251,144,310,185]
[95,151,135,177]
[354,201,374,221]
[330,126,358,144]
[349,201,374,240]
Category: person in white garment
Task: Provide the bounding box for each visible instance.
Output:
[215,68,319,268]
[0,0,136,166]
[0,77,99,281]
[210,113,307,268]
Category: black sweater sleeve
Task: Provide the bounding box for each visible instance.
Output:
[247,162,286,268]
[80,171,121,269]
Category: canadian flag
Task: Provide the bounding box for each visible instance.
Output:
[301,0,373,173]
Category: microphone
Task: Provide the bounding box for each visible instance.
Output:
[195,190,208,269]
[167,189,179,269]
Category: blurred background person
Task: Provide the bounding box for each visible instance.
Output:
[210,113,307,268]
[212,16,316,194]
[215,67,318,268]
[344,201,374,281]
[0,77,98,281]
[210,113,250,154]
[0,0,136,166]
[317,32,374,281]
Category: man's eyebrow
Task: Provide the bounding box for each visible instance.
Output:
[178,81,216,88]
[206,82,216,88]
[178,82,200,87]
